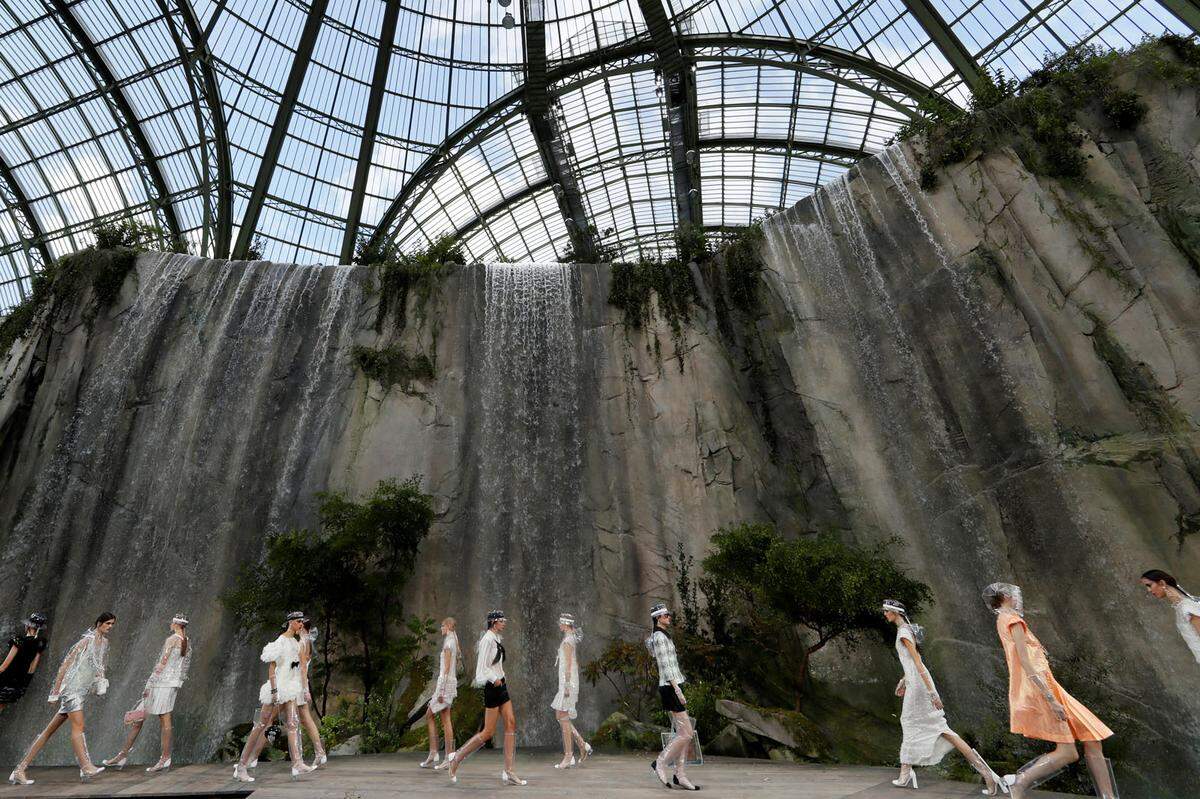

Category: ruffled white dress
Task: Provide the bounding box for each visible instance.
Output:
[895,626,954,766]
[428,633,459,713]
[143,633,191,715]
[49,630,109,714]
[258,634,304,705]
[550,636,580,718]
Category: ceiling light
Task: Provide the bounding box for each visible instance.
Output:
[502,11,516,29]
[498,0,511,6]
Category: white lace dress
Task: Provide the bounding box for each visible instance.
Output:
[550,637,580,718]
[49,630,109,714]
[1175,598,1200,665]
[895,626,953,766]
[143,633,191,714]
[257,634,304,705]
[429,633,459,713]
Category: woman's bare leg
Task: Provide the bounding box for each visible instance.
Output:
[298,705,324,759]
[239,705,276,767]
[158,714,173,763]
[1082,741,1117,798]
[501,702,519,776]
[449,708,498,777]
[555,710,573,766]
[248,706,280,764]
[570,723,587,751]
[439,708,454,757]
[67,711,99,772]
[107,720,143,763]
[424,707,439,760]
[1011,744,1079,799]
[942,731,1000,793]
[15,713,67,773]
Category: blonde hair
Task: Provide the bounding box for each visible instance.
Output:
[441,617,456,631]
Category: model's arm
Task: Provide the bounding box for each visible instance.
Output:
[27,652,41,675]
[0,644,17,674]
[437,647,452,700]
[1190,614,1200,638]
[564,642,574,698]
[1010,623,1065,720]
[300,641,312,700]
[900,638,941,709]
[51,639,85,699]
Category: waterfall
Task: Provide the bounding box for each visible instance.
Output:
[0,254,362,765]
[468,262,585,745]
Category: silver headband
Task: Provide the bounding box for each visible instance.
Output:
[651,606,671,618]
[881,601,905,614]
[558,615,576,626]
[171,615,189,626]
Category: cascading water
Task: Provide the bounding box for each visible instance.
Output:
[466,262,585,746]
[0,254,362,765]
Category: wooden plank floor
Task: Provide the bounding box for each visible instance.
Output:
[2,752,1073,798]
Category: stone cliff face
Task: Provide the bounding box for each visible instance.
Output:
[1,55,1198,797]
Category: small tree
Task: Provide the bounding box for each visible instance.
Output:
[224,477,436,716]
[702,523,931,709]
[583,639,658,722]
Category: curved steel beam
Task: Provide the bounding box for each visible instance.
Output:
[369,33,940,250]
[1157,0,1200,34]
[638,0,702,225]
[232,0,329,259]
[44,0,185,251]
[450,136,866,245]
[340,0,401,264]
[0,155,52,288]
[168,0,235,256]
[897,0,986,88]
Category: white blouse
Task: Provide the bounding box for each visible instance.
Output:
[474,629,505,687]
[145,633,191,689]
[50,630,108,701]
[1175,598,1200,665]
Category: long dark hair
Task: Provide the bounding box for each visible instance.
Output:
[93,612,115,628]
[1142,569,1193,598]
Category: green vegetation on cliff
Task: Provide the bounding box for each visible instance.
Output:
[0,219,162,354]
[352,344,435,395]
[355,234,464,334]
[902,36,1200,190]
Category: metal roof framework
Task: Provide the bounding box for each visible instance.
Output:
[0,0,1191,309]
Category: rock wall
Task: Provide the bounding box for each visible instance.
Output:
[0,53,1198,797]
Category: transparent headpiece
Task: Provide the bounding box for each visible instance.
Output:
[650,603,671,619]
[171,615,189,626]
[982,583,1024,614]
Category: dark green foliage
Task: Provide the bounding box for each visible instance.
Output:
[721,222,767,314]
[1160,33,1200,68]
[700,524,932,709]
[899,40,1187,190]
[561,224,621,263]
[1101,88,1147,129]
[244,236,266,261]
[223,477,437,719]
[0,245,140,354]
[608,258,697,331]
[355,234,464,334]
[583,638,658,722]
[93,218,164,250]
[352,344,435,394]
[675,223,709,265]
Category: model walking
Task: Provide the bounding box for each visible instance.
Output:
[0,613,48,714]
[103,615,192,772]
[447,610,526,786]
[1140,569,1200,664]
[983,583,1117,799]
[232,611,316,783]
[551,613,592,769]
[246,617,325,768]
[9,613,116,785]
[422,617,460,769]
[882,600,1005,793]
[647,603,697,791]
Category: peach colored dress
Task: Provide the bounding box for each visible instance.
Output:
[995,611,1113,743]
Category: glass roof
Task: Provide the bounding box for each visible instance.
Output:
[0,0,1191,309]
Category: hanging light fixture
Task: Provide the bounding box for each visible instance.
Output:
[498,0,511,6]
[502,11,516,28]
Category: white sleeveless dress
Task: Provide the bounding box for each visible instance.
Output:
[895,626,954,766]
[550,637,579,718]
[1175,598,1200,664]
[429,633,459,713]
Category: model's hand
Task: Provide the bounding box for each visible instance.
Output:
[304,690,312,704]
[931,694,943,710]
[676,688,686,706]
[895,681,906,697]
[143,689,150,699]
[437,694,445,704]
[564,688,570,697]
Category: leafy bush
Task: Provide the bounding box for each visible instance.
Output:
[899,40,1184,189]
[355,234,464,334]
[720,222,767,314]
[583,638,659,722]
[699,524,931,709]
[352,344,435,394]
[224,477,437,716]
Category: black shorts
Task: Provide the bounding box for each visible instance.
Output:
[0,685,25,704]
[659,685,686,713]
[483,680,511,709]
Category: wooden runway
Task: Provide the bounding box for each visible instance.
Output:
[1,751,1073,798]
